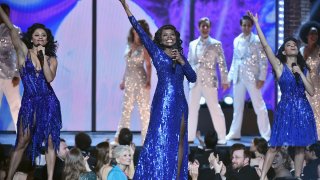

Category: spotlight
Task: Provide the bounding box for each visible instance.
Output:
[223,96,233,105]
[199,97,206,105]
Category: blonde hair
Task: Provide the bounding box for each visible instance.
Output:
[110,145,131,165]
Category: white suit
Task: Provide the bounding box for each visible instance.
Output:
[227,32,271,140]
[187,36,228,142]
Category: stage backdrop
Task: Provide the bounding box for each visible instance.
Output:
[0,0,276,131]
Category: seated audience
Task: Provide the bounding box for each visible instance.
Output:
[250,137,275,178]
[302,142,320,179]
[75,132,96,170]
[213,143,260,180]
[188,160,200,180]
[95,141,111,180]
[191,130,229,180]
[35,138,70,180]
[108,145,134,180]
[63,147,97,180]
[272,149,293,179]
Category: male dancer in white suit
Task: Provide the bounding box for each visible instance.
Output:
[226,15,270,140]
[188,17,229,144]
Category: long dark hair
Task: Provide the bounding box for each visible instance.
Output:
[276,37,308,71]
[153,24,183,53]
[95,141,110,179]
[22,23,58,58]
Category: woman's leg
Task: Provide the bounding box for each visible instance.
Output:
[6,125,31,180]
[294,146,305,177]
[177,114,185,179]
[45,135,56,180]
[260,147,278,180]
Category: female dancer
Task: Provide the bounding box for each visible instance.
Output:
[299,21,320,139]
[116,20,152,144]
[0,6,62,180]
[119,0,197,179]
[247,11,317,179]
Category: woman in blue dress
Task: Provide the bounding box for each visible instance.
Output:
[0,6,62,180]
[119,1,197,179]
[247,11,317,179]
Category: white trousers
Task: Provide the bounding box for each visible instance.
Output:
[0,78,21,131]
[228,80,271,140]
[188,84,226,142]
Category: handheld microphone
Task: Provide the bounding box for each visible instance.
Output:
[291,63,299,84]
[37,50,44,67]
[171,44,180,69]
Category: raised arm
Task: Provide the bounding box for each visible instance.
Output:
[247,11,283,79]
[119,0,163,71]
[0,6,27,68]
[119,0,133,17]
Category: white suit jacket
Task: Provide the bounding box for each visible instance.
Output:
[228,33,267,84]
[187,36,228,89]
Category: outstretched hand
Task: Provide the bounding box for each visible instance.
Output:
[118,0,132,16]
[247,11,258,24]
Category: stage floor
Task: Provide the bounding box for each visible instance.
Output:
[0,131,256,147]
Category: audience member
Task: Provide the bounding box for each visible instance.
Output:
[95,141,110,180]
[63,147,96,180]
[272,149,293,179]
[192,130,229,180]
[108,145,133,180]
[302,142,320,179]
[250,137,275,178]
[214,143,259,180]
[75,132,96,171]
[35,138,69,180]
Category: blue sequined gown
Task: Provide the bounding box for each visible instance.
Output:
[128,16,197,179]
[16,54,62,162]
[269,64,317,146]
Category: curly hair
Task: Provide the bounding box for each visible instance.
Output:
[153,24,183,54]
[22,23,58,58]
[276,37,309,73]
[299,21,320,45]
[128,19,152,44]
[95,141,110,179]
[63,148,86,180]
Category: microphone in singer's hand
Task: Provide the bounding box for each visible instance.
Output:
[171,44,180,69]
[37,50,44,67]
[291,63,299,83]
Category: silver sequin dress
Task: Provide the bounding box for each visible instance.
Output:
[116,45,150,143]
[301,45,320,139]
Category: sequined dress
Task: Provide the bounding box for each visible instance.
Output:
[128,16,197,180]
[301,45,320,139]
[116,45,150,143]
[269,65,317,146]
[16,54,62,162]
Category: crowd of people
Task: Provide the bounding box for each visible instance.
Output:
[0,0,320,179]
